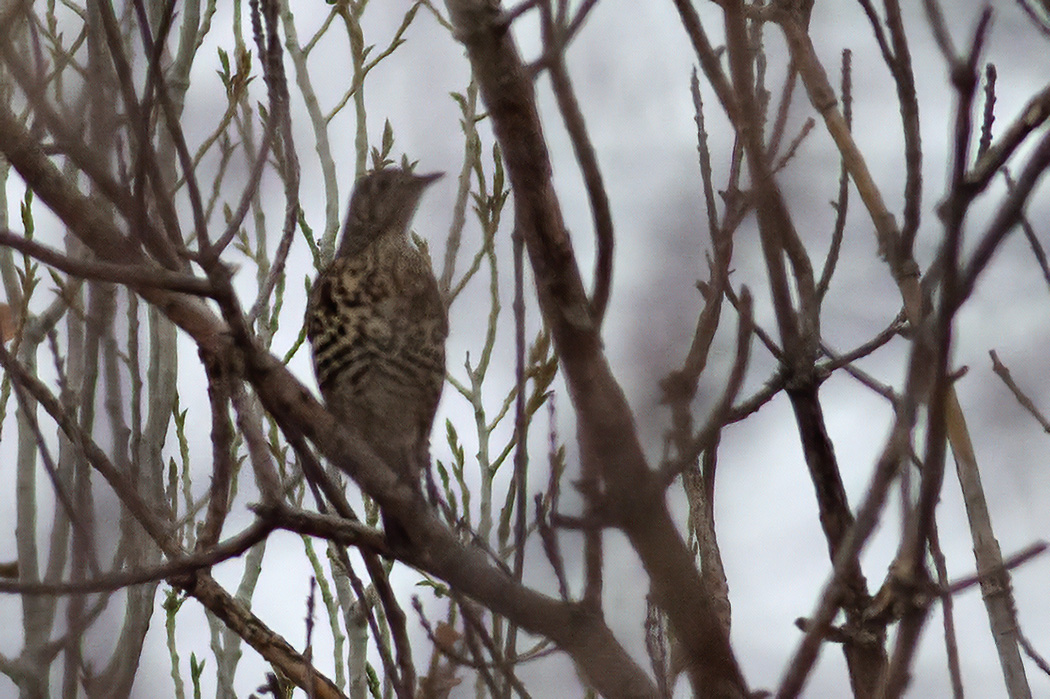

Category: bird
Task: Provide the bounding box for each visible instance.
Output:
[306,168,447,547]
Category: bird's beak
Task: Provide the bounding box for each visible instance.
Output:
[417,172,444,186]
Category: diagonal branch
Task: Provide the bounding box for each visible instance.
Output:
[443,0,748,695]
[538,0,614,327]
[0,78,658,699]
[0,230,212,295]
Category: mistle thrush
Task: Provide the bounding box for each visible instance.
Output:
[306,168,447,545]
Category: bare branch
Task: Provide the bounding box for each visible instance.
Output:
[967,82,1050,192]
[0,521,273,596]
[816,50,852,305]
[538,0,614,327]
[989,350,1050,434]
[945,541,1048,595]
[444,1,748,694]
[0,230,212,295]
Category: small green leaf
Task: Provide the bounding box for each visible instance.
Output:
[435,459,450,490]
[20,188,34,238]
[492,144,505,197]
[367,663,381,698]
[382,119,394,155]
[415,577,450,597]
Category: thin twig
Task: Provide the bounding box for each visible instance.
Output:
[766,65,798,162]
[95,0,193,263]
[1016,0,1050,38]
[771,117,814,174]
[725,283,782,360]
[535,494,570,601]
[977,63,996,159]
[7,356,99,573]
[928,515,964,698]
[777,332,929,697]
[439,81,480,296]
[0,521,274,596]
[0,340,177,549]
[130,0,209,251]
[959,126,1050,304]
[881,15,994,694]
[967,82,1050,192]
[1005,168,1050,293]
[989,350,1050,433]
[1019,631,1050,677]
[817,49,852,305]
[945,541,1048,595]
[539,0,614,326]
[248,0,301,327]
[197,355,236,552]
[883,0,923,257]
[0,229,212,295]
[921,0,957,63]
[660,288,753,486]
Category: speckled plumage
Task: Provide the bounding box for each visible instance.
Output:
[306,169,447,543]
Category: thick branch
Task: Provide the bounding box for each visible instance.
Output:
[445,1,748,695]
[0,87,657,699]
[177,573,346,699]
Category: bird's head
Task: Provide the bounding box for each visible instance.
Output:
[336,168,442,257]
